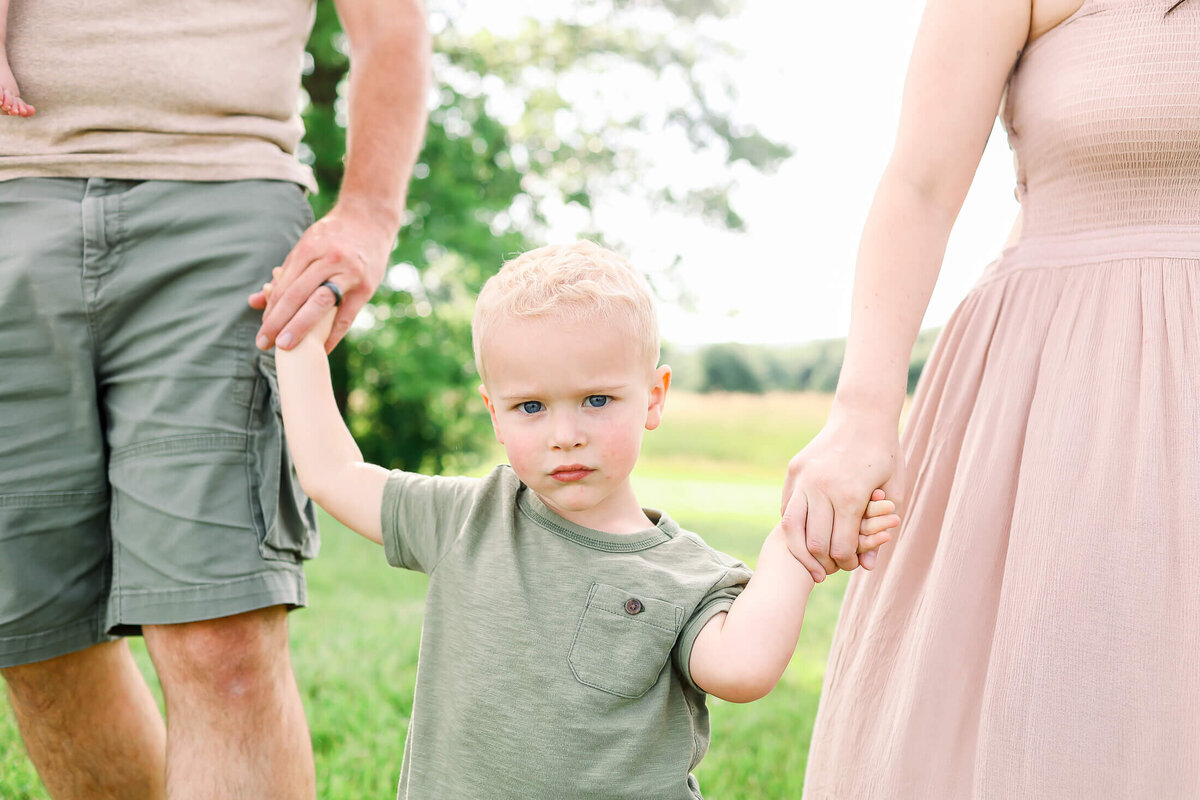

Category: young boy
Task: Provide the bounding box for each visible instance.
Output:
[271,241,897,798]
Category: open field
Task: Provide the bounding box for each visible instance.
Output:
[1,391,853,799]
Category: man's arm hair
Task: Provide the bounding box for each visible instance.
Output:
[252,0,431,352]
[331,0,431,234]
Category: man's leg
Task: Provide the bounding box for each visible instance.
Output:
[143,606,314,800]
[2,641,166,800]
[92,179,318,799]
[0,178,164,798]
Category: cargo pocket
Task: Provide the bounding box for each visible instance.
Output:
[247,352,319,562]
[568,583,683,698]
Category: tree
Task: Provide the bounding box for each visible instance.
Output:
[303,0,790,472]
[699,343,763,393]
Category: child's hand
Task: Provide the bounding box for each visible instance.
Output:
[0,62,35,117]
[260,268,336,346]
[857,488,899,559]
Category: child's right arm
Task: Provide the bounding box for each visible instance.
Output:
[275,307,389,544]
[688,491,898,703]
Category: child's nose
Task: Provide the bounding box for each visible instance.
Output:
[549,413,585,450]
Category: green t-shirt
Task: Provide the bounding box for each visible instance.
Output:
[381,465,753,800]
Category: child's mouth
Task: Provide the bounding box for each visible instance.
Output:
[551,466,594,482]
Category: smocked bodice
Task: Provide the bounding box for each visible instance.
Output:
[1003,0,1200,240]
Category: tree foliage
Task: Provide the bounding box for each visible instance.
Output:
[303,0,790,472]
[671,329,942,395]
[699,343,763,393]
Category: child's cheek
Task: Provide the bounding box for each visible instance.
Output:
[602,431,642,475]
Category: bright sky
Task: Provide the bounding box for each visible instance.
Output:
[448,0,1022,345]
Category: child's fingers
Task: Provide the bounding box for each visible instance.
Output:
[855,491,893,569]
[865,498,896,518]
[249,266,284,309]
[857,530,891,554]
[860,513,900,536]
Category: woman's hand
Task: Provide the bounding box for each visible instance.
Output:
[781,406,904,581]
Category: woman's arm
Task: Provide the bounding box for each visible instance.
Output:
[783,0,1033,581]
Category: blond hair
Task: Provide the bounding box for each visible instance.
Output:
[472,241,659,382]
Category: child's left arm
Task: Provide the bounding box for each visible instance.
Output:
[689,491,897,703]
[273,304,390,545]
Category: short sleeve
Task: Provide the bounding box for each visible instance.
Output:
[673,559,754,691]
[381,471,480,573]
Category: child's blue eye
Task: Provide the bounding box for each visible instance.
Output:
[520,401,543,414]
[585,395,610,408]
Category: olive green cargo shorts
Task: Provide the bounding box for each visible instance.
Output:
[0,178,319,668]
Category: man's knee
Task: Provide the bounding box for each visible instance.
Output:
[146,606,291,703]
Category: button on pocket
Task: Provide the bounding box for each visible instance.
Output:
[568,583,683,698]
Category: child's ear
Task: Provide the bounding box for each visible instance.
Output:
[644,365,671,431]
[478,384,505,444]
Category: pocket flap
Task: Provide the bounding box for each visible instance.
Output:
[585,583,682,634]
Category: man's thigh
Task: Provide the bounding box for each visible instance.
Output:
[0,178,319,667]
[0,179,112,667]
[97,179,319,633]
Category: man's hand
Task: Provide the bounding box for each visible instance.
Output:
[251,205,395,354]
[252,0,431,353]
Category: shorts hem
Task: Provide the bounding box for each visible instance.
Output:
[108,570,307,633]
[0,616,115,669]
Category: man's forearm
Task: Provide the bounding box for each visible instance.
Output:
[336,0,432,232]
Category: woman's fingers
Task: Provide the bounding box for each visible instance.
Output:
[803,489,840,575]
[781,490,828,584]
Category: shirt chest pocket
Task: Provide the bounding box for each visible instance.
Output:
[568,582,684,699]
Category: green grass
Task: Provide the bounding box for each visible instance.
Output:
[1,391,846,799]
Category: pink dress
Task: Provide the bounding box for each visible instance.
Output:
[803,3,1200,798]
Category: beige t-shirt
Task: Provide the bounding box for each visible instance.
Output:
[0,0,317,189]
[382,465,753,800]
